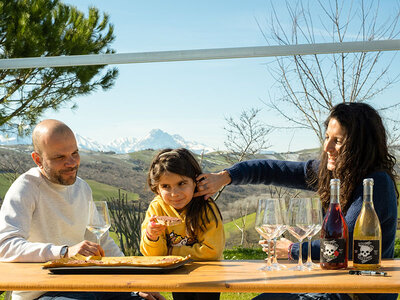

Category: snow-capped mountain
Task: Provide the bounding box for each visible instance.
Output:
[107,129,213,154]
[107,137,137,153]
[0,129,214,154]
[134,129,185,151]
[0,134,31,145]
[75,134,110,152]
[133,129,213,154]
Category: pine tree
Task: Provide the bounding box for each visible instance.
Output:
[0,0,118,135]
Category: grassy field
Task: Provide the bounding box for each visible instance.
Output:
[0,176,11,200]
[85,179,138,202]
[224,212,256,242]
[127,150,159,165]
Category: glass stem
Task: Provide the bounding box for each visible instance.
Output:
[96,235,101,246]
[306,236,312,263]
[266,240,272,266]
[298,240,303,266]
[273,238,278,264]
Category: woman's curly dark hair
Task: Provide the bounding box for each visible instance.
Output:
[147,148,222,237]
[316,102,398,212]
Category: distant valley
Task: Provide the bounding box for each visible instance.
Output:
[0,143,320,215]
[0,139,322,247]
[1,142,398,247]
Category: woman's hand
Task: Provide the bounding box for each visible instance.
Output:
[138,292,166,300]
[194,170,232,199]
[146,215,166,242]
[259,238,293,259]
[68,240,105,257]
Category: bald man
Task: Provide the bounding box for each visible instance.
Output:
[31,119,81,186]
[0,120,164,300]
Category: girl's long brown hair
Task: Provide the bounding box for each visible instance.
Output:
[315,102,398,212]
[147,148,222,237]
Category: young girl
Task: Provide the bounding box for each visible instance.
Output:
[140,148,225,300]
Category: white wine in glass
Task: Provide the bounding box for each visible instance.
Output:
[271,197,288,270]
[305,198,323,270]
[87,201,111,246]
[255,199,283,271]
[286,198,313,271]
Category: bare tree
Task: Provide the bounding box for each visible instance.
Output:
[232,202,250,246]
[215,107,272,202]
[384,111,400,148]
[218,107,272,246]
[258,0,400,145]
[0,149,33,188]
[0,157,25,183]
[267,185,300,203]
[223,108,272,164]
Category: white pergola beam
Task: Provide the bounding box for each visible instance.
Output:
[0,39,399,69]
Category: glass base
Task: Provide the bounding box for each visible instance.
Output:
[271,262,287,270]
[288,264,309,271]
[304,261,320,270]
[258,264,275,271]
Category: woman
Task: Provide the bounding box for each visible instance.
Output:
[195,102,398,300]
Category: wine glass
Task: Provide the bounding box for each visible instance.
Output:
[271,197,288,270]
[87,201,111,246]
[255,198,283,271]
[286,198,314,271]
[305,198,323,270]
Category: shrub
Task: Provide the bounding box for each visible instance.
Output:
[395,239,400,258]
[223,246,265,260]
[107,190,146,256]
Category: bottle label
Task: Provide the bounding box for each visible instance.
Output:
[320,238,346,263]
[353,240,380,264]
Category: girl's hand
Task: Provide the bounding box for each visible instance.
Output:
[194,171,232,199]
[146,215,166,242]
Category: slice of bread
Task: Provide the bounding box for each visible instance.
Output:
[156,216,182,226]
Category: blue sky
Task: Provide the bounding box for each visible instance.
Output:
[44,1,400,152]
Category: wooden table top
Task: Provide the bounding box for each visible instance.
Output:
[0,259,399,294]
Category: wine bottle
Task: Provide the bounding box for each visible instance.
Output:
[320,179,349,269]
[353,178,382,270]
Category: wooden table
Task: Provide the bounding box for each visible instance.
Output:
[0,260,399,294]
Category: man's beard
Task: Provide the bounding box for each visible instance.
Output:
[43,165,79,185]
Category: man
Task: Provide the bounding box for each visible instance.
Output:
[0,119,164,300]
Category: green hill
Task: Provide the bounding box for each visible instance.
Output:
[0,174,137,203]
[0,176,10,200]
[223,212,261,248]
[86,179,138,202]
[224,212,256,240]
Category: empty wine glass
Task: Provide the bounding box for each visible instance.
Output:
[286,198,314,271]
[255,198,283,271]
[87,201,111,246]
[271,197,288,270]
[305,198,323,270]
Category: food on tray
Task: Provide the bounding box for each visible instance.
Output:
[155,216,182,226]
[43,254,190,268]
